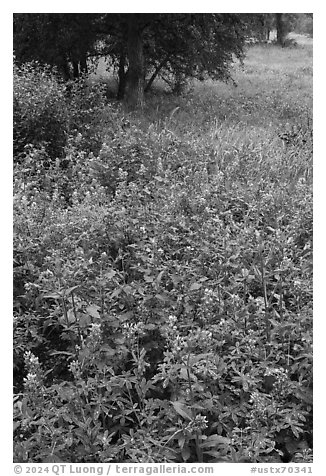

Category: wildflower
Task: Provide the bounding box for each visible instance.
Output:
[69,360,82,379]
[249,391,266,410]
[88,323,102,345]
[24,351,40,370]
[186,414,208,433]
[157,157,163,173]
[24,282,40,291]
[23,351,44,392]
[118,168,128,181]
[168,315,177,325]
[23,373,40,392]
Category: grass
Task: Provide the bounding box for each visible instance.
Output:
[151,41,311,126]
[126,36,313,192]
[89,35,313,194]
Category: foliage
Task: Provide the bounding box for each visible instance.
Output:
[242,14,313,45]
[13,63,68,160]
[292,14,313,38]
[13,13,252,105]
[13,40,313,464]
[13,14,100,79]
[133,13,246,91]
[14,13,313,110]
[13,61,109,161]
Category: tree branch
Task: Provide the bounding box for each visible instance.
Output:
[144,53,170,93]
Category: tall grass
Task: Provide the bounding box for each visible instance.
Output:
[127,37,312,192]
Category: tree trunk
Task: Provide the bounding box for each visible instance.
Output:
[263,13,272,42]
[58,55,71,80]
[117,51,127,100]
[124,14,145,111]
[72,60,79,79]
[275,13,286,46]
[172,70,186,95]
[80,54,88,75]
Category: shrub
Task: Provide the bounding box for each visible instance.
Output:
[13,62,68,160]
[13,62,110,162]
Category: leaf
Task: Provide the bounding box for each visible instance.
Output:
[179,367,190,380]
[99,345,116,356]
[122,284,133,295]
[119,311,134,321]
[49,351,74,357]
[105,269,116,280]
[13,421,21,431]
[42,292,61,300]
[86,305,101,320]
[178,434,186,449]
[110,287,122,299]
[58,309,76,324]
[189,282,202,291]
[200,435,231,448]
[171,273,182,286]
[190,353,212,363]
[171,401,193,421]
[55,385,75,401]
[181,444,191,462]
[295,388,313,405]
[63,285,80,297]
[78,313,92,327]
[204,451,230,461]
[67,309,76,323]
[156,270,165,285]
[252,264,262,280]
[155,293,170,302]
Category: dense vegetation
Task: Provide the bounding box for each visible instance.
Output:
[13,35,313,464]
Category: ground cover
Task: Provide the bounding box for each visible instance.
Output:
[13,36,313,463]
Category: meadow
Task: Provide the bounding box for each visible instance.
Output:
[13,35,313,463]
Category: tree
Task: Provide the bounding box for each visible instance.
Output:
[117,14,247,108]
[238,13,274,43]
[288,13,313,38]
[145,14,246,91]
[124,14,145,110]
[13,14,100,79]
[262,14,274,42]
[275,13,286,46]
[13,13,255,110]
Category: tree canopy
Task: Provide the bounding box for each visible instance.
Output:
[13,13,312,110]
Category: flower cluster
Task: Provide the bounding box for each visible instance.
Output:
[161,315,178,342]
[23,351,44,394]
[69,360,82,380]
[122,321,146,342]
[185,414,208,433]
[84,323,103,354]
[249,390,278,426]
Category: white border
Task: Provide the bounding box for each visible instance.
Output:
[3,3,322,474]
